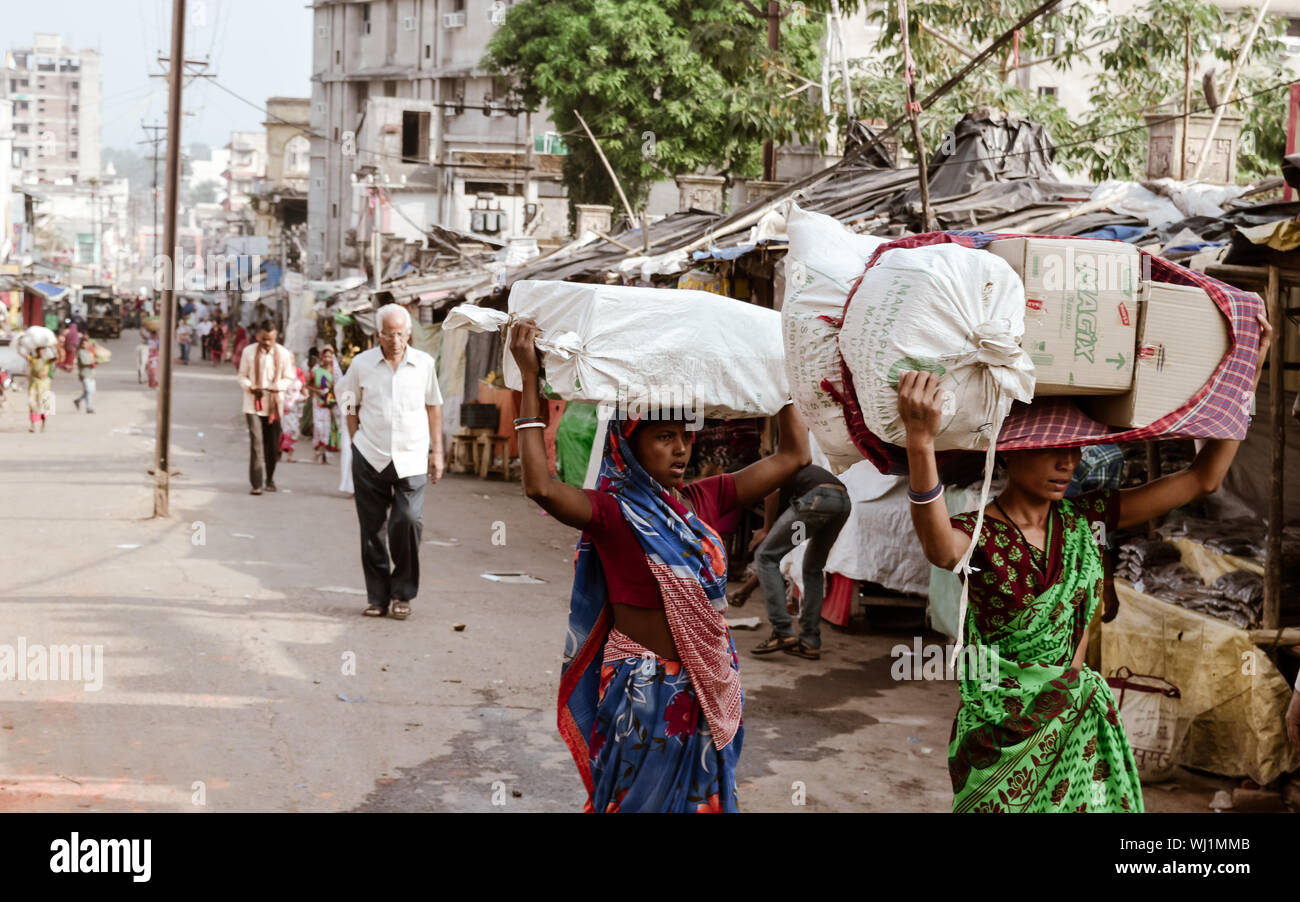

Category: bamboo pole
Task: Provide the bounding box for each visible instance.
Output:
[1263,264,1284,630]
[572,109,637,226]
[1190,0,1271,180]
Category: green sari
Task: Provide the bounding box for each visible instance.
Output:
[948,490,1143,813]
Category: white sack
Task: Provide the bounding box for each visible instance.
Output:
[16,326,58,356]
[782,203,887,472]
[447,280,790,419]
[838,243,1035,451]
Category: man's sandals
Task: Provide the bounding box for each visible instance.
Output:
[363,600,411,619]
[783,641,821,661]
[752,633,798,655]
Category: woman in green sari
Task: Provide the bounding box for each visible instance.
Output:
[897,315,1270,812]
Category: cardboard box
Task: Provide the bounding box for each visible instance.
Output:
[987,238,1138,395]
[1086,281,1231,429]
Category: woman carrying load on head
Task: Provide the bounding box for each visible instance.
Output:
[897,313,1273,814]
[510,319,810,813]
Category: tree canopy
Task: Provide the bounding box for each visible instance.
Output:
[484,0,838,214]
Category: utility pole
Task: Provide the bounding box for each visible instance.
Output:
[153,0,188,518]
[139,123,166,267]
[898,0,933,232]
[740,0,795,180]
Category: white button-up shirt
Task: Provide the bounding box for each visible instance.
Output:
[338,346,443,478]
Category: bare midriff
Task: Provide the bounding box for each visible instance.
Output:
[611,604,679,660]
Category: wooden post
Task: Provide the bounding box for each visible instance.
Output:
[898,0,933,232]
[1145,441,1161,535]
[1263,265,1284,630]
[1180,19,1191,180]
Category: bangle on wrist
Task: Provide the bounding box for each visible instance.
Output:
[908,483,944,504]
[515,421,545,431]
[513,416,543,425]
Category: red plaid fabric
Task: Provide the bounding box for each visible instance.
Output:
[830,231,1263,473]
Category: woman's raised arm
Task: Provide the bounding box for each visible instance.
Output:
[511,319,593,530]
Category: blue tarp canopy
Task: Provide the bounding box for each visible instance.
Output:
[30,281,68,301]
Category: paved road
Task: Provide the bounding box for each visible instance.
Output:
[0,336,1207,812]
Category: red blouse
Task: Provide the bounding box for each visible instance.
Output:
[582,474,738,609]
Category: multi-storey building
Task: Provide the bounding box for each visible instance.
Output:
[307,0,566,279]
[3,33,101,184]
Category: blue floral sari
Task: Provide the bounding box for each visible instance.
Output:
[558,419,743,813]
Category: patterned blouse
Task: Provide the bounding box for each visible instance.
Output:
[950,489,1119,653]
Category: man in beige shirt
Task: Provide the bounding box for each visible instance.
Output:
[237,320,294,495]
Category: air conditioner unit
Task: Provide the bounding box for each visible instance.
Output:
[403,16,417,31]
[442,12,466,29]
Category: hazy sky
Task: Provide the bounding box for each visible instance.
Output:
[7,0,313,152]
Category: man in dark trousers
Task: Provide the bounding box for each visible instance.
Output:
[749,463,851,661]
[237,321,293,495]
[337,304,443,620]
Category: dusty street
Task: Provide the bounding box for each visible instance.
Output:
[0,340,1204,813]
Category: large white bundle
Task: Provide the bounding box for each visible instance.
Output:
[782,203,887,472]
[447,279,789,419]
[16,326,57,356]
[838,243,1035,451]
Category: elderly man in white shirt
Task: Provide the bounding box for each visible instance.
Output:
[338,303,444,620]
[237,320,295,495]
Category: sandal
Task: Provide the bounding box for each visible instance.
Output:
[783,641,821,660]
[363,604,387,617]
[751,632,797,655]
[390,600,411,620]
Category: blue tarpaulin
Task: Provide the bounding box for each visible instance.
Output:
[1077,225,1148,243]
[30,281,68,301]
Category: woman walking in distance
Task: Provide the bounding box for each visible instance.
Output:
[510,319,809,813]
[896,314,1271,813]
[311,346,342,463]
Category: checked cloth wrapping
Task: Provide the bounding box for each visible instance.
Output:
[820,230,1263,474]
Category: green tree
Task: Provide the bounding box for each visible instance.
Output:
[854,0,1287,183]
[484,0,837,214]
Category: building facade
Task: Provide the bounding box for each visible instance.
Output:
[3,33,101,185]
[307,0,566,279]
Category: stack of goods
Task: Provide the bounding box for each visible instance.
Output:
[1115,537,1181,580]
[1114,516,1296,629]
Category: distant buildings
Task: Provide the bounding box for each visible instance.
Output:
[307,0,566,280]
[3,33,102,185]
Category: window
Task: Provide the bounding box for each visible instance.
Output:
[70,80,78,90]
[16,101,28,111]
[424,44,431,59]
[8,79,15,92]
[362,2,371,34]
[454,0,465,9]
[384,80,397,97]
[335,49,341,65]
[1037,86,1058,99]
[331,202,338,218]
[16,124,28,134]
[465,181,520,196]
[401,110,430,163]
[69,150,78,159]
[19,78,28,87]
[285,135,310,175]
[71,104,78,113]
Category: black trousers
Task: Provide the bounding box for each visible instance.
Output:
[245,413,281,490]
[352,452,425,607]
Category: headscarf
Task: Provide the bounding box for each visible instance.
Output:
[557,416,742,794]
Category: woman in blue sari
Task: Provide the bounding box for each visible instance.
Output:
[510,319,810,812]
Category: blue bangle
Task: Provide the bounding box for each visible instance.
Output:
[908,483,944,504]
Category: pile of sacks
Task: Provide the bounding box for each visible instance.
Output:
[782,203,1035,470]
